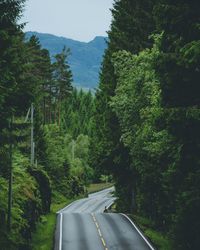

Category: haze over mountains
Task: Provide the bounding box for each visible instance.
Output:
[25,32,108,90]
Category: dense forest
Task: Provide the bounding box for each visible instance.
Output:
[91,0,200,249]
[0,0,200,249]
[0,1,95,248]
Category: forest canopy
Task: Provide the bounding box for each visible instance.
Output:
[0,0,200,249]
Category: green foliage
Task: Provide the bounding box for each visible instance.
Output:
[25,32,107,89]
[62,88,95,138]
[86,182,113,194]
[109,0,155,53]
[32,212,56,250]
[90,0,156,211]
[0,1,95,249]
[0,1,74,248]
[153,2,200,248]
[130,215,173,250]
[91,0,200,249]
[52,46,73,126]
[43,125,93,198]
[2,0,199,249]
[111,41,165,218]
[69,134,94,185]
[30,167,51,214]
[0,151,47,249]
[31,197,79,250]
[52,46,73,100]
[111,30,200,247]
[44,125,70,179]
[0,177,8,246]
[131,215,173,250]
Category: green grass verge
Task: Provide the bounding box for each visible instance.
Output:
[129,214,173,250]
[87,182,113,194]
[31,198,75,250]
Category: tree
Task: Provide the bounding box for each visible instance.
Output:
[0,0,26,234]
[52,46,73,126]
[154,1,200,248]
[0,1,50,247]
[25,35,53,124]
[62,89,95,138]
[90,0,156,212]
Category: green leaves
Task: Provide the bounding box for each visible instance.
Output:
[92,1,200,247]
[62,89,95,138]
[52,46,73,100]
[180,41,200,67]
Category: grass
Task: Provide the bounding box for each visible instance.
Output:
[31,183,113,250]
[129,214,173,250]
[31,198,75,250]
[86,182,113,194]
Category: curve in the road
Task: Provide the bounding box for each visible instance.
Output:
[55,187,155,250]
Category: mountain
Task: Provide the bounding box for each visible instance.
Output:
[25,32,108,89]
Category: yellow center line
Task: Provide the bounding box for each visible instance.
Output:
[98,228,102,237]
[91,213,109,250]
[101,237,106,247]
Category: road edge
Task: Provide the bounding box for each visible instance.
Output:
[120,213,155,250]
[54,188,115,249]
[54,213,62,250]
[56,200,79,214]
[56,201,79,250]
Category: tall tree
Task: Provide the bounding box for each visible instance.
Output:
[0,2,54,246]
[154,1,200,248]
[90,0,155,211]
[0,0,26,207]
[52,46,73,126]
[25,35,53,124]
[62,89,95,138]
[0,0,26,132]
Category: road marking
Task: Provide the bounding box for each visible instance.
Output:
[91,214,108,250]
[98,228,102,237]
[101,237,106,247]
[57,188,114,250]
[120,213,155,250]
[59,213,63,250]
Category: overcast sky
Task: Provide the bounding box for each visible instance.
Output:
[21,0,114,42]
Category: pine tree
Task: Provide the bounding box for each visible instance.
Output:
[62,89,95,138]
[52,46,73,126]
[0,0,27,177]
[154,1,200,248]
[91,0,155,212]
[25,35,53,124]
[0,2,55,244]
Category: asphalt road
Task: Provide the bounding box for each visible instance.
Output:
[55,187,154,250]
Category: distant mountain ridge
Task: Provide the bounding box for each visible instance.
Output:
[25,32,108,89]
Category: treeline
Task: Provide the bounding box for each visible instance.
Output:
[90,0,200,249]
[0,1,94,249]
[62,88,95,138]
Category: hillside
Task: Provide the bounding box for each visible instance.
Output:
[25,32,107,89]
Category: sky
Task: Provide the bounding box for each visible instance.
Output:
[21,0,114,42]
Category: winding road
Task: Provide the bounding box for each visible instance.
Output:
[54,187,154,250]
